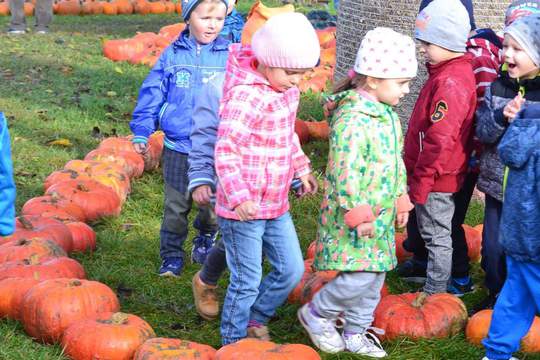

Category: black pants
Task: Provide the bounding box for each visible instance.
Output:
[481,194,506,294]
[403,172,478,278]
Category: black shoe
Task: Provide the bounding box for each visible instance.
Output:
[396,259,427,283]
[468,293,497,316]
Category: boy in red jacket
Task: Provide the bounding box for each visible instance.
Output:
[404,0,477,295]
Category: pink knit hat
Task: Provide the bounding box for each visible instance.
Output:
[251,12,320,69]
[354,27,418,79]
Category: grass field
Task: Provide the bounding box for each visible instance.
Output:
[0,8,537,360]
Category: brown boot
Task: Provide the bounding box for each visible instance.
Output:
[192,271,219,320]
[247,324,272,341]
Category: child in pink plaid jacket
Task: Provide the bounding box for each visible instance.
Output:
[214,12,320,345]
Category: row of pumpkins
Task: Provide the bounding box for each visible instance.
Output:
[0,131,538,356]
[0,0,181,16]
[288,226,540,352]
[0,132,322,359]
[102,1,337,95]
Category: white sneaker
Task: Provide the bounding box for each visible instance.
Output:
[297,303,345,353]
[344,331,387,358]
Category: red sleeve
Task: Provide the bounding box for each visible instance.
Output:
[409,80,473,204]
[471,55,499,103]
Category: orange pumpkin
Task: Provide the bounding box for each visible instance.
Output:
[306,240,316,259]
[0,256,86,281]
[23,1,34,15]
[103,38,145,62]
[134,337,217,360]
[0,278,40,320]
[395,231,412,263]
[102,0,118,14]
[148,0,166,14]
[55,0,81,15]
[62,312,155,360]
[133,0,150,14]
[21,195,87,223]
[115,0,133,13]
[158,23,186,42]
[85,148,144,178]
[463,224,482,262]
[288,270,338,305]
[316,27,336,48]
[241,1,295,46]
[216,338,320,359]
[373,292,468,340]
[467,309,540,353]
[0,2,10,15]
[6,216,73,253]
[21,279,120,344]
[0,238,66,264]
[294,119,310,145]
[304,120,330,140]
[65,221,96,253]
[81,0,103,15]
[45,179,122,222]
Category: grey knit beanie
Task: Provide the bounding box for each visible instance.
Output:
[504,13,540,67]
[414,0,470,52]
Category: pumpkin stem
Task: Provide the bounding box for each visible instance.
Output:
[98,312,129,325]
[27,254,41,265]
[76,183,89,192]
[411,292,429,308]
[18,216,34,230]
[70,280,82,287]
[17,239,31,246]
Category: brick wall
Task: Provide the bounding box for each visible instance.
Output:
[335,0,508,123]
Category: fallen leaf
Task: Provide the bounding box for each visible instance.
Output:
[114,66,123,74]
[46,138,73,147]
[106,91,117,97]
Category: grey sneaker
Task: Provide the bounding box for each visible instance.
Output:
[343,331,387,358]
[7,29,26,34]
[297,303,345,353]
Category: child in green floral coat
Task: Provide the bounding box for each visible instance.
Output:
[298,27,417,358]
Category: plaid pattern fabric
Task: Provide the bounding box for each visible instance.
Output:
[215,44,312,220]
[162,147,189,193]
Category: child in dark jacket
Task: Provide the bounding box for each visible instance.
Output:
[474,1,540,315]
[403,0,477,295]
[130,0,229,277]
[482,102,540,360]
[220,0,244,43]
[0,112,15,237]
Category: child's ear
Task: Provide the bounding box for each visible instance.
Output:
[365,76,379,90]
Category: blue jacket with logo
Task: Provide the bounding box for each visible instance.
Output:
[130,29,230,154]
[0,112,15,236]
[498,104,540,263]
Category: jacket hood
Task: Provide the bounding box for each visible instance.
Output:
[222,44,270,95]
[468,28,503,49]
[326,90,395,127]
[499,105,540,168]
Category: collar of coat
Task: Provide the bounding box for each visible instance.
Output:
[172,28,230,52]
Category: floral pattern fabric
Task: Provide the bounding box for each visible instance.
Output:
[314,90,407,272]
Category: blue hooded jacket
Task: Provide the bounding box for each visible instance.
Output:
[498,104,540,263]
[0,112,15,236]
[130,29,230,154]
[221,8,245,44]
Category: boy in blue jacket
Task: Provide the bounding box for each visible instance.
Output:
[130,0,229,276]
[0,112,16,237]
[220,0,244,43]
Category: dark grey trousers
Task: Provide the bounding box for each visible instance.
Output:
[9,0,53,31]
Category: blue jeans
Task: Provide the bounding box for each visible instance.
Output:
[483,256,540,360]
[219,212,304,345]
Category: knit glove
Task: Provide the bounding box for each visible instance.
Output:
[344,204,378,228]
[396,194,414,214]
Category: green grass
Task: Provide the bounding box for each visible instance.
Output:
[0,12,537,360]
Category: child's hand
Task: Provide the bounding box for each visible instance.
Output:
[235,200,259,221]
[356,222,375,238]
[133,142,148,154]
[323,100,337,118]
[503,93,525,123]
[192,185,213,206]
[299,173,318,196]
[396,211,409,228]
